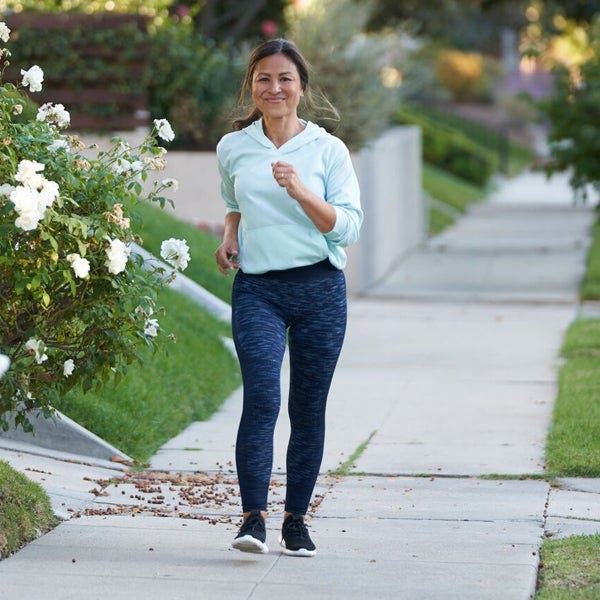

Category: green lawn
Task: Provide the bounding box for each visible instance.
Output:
[536,215,600,594]
[545,319,600,477]
[423,163,485,236]
[582,218,600,301]
[55,286,240,465]
[536,534,600,598]
[0,459,60,559]
[133,200,232,303]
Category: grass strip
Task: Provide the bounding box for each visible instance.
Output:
[536,534,600,598]
[331,430,377,476]
[545,319,600,477]
[0,459,60,559]
[423,163,485,236]
[133,201,232,303]
[54,286,240,466]
[581,218,600,301]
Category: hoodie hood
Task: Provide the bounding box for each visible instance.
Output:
[243,117,327,154]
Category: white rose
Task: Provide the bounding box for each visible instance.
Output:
[20,65,44,92]
[15,210,41,231]
[129,160,144,182]
[0,183,15,197]
[13,104,23,116]
[52,104,71,128]
[0,22,10,43]
[112,157,132,175]
[161,177,179,191]
[25,338,48,365]
[37,103,70,128]
[48,139,69,152]
[38,179,59,209]
[105,238,130,275]
[144,318,159,337]
[10,186,40,213]
[66,253,90,279]
[0,353,10,379]
[36,103,51,122]
[9,183,55,231]
[160,238,190,271]
[154,118,175,142]
[15,159,45,188]
[63,359,75,377]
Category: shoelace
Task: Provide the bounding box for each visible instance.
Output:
[284,517,310,539]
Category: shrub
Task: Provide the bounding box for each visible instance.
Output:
[394,108,497,186]
[436,49,502,103]
[0,22,190,432]
[149,20,244,150]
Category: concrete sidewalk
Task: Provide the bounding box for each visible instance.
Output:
[1,170,599,599]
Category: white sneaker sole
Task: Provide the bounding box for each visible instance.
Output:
[231,535,269,554]
[278,535,316,557]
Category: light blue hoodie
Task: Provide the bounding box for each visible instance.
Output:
[216,118,363,274]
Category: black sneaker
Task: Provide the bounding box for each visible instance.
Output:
[279,514,316,557]
[231,510,269,554]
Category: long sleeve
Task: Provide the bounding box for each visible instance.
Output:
[216,141,240,214]
[323,142,363,247]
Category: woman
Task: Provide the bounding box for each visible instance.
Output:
[215,38,363,557]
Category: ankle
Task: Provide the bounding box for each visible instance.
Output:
[284,511,304,522]
[243,510,267,522]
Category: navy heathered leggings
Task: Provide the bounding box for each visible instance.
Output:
[231,260,347,515]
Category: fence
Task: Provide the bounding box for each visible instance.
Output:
[4,12,149,131]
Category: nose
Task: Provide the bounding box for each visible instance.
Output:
[269,79,282,93]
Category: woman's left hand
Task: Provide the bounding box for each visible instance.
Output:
[271,160,305,201]
[271,160,337,234]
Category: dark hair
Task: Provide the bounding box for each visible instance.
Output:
[233,38,330,131]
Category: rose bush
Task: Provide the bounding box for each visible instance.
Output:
[0,23,190,432]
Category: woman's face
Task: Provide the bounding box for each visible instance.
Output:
[251,53,304,120]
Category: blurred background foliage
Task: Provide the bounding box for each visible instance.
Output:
[0,0,598,188]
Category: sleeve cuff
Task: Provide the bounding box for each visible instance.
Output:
[323,206,345,241]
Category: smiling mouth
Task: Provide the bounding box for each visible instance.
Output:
[265,97,286,103]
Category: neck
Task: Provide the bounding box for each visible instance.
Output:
[262,115,304,148]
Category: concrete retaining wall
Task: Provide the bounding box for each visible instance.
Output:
[347,125,424,292]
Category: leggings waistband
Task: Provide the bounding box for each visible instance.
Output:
[238,259,340,282]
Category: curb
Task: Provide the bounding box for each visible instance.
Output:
[132,242,231,323]
[0,405,133,463]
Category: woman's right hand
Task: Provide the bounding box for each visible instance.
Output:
[215,240,240,275]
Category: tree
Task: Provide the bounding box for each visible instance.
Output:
[368,0,528,54]
[169,0,287,42]
[540,15,600,200]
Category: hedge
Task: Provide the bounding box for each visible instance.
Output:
[394,108,497,186]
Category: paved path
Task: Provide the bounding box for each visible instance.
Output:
[1,170,599,599]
